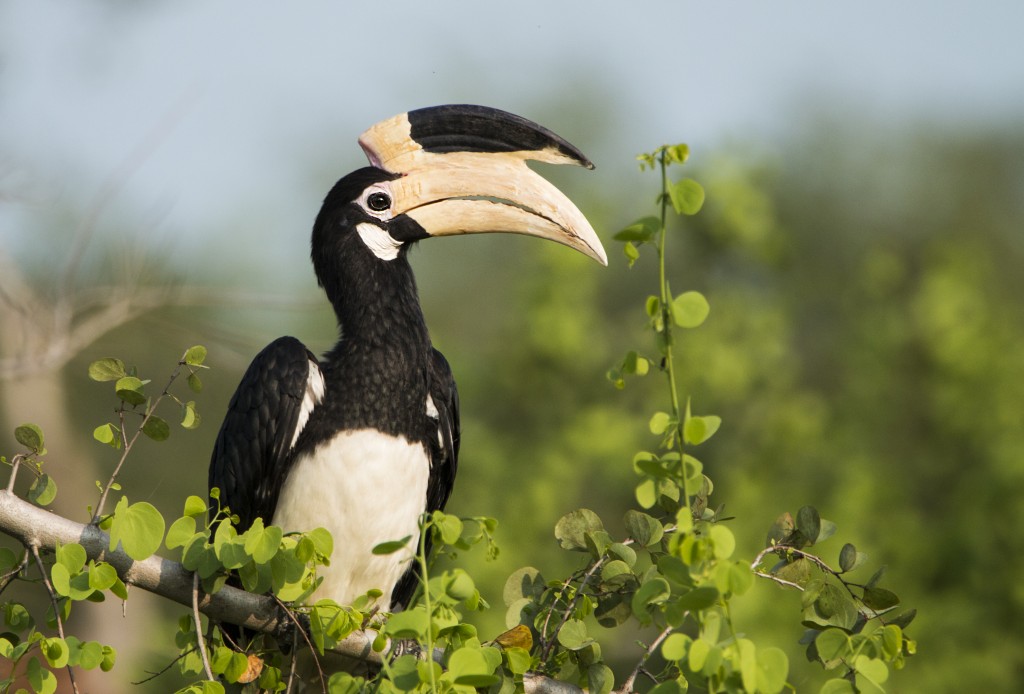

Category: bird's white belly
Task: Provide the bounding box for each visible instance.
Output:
[272,429,429,609]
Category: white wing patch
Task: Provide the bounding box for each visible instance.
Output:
[291,359,325,449]
[356,222,403,261]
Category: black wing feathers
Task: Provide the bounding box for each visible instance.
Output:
[390,348,461,609]
[208,336,317,530]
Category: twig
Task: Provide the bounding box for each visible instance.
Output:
[0,546,29,594]
[131,646,198,685]
[616,625,674,694]
[272,594,328,693]
[30,544,81,694]
[5,453,25,493]
[192,572,215,680]
[540,558,605,662]
[91,356,187,522]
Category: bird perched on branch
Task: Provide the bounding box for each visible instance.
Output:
[208,104,605,618]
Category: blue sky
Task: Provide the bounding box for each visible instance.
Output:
[2,1,1022,269]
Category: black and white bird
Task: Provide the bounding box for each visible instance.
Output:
[208,105,606,615]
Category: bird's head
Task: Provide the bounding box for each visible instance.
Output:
[311,105,605,302]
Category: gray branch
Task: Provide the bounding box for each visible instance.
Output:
[0,490,579,694]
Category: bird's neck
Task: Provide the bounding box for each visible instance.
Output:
[326,256,430,352]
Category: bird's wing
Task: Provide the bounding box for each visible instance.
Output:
[390,347,460,609]
[208,336,324,530]
[426,347,460,513]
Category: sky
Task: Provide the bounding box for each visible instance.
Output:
[2,0,1022,274]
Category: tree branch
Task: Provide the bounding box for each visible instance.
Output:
[0,490,581,694]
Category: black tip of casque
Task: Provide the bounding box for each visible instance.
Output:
[406,104,593,168]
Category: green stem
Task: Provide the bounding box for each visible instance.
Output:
[657,153,691,514]
[418,516,438,693]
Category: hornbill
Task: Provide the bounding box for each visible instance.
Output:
[208,105,606,620]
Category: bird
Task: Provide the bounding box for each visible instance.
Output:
[207,104,606,622]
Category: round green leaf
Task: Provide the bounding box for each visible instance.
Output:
[447,647,499,687]
[183,495,207,518]
[29,473,57,506]
[624,510,664,547]
[42,637,69,668]
[142,415,170,442]
[668,178,705,215]
[108,498,166,561]
[820,679,856,694]
[554,508,604,552]
[14,423,44,453]
[183,345,208,366]
[757,647,790,694]
[709,524,736,559]
[114,376,147,406]
[556,619,592,650]
[88,562,118,592]
[88,358,126,382]
[661,633,691,661]
[672,291,710,328]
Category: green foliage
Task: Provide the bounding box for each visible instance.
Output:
[0,143,927,693]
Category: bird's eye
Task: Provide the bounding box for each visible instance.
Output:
[367,192,391,212]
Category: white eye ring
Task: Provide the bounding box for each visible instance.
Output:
[359,184,394,220]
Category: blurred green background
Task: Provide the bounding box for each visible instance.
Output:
[2,2,1023,691]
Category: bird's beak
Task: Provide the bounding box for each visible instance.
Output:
[359,105,607,266]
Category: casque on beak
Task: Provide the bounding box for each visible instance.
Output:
[358,104,607,265]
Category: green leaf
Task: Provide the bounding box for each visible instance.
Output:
[796,506,821,547]
[184,345,208,366]
[245,523,283,564]
[587,663,614,694]
[668,178,705,215]
[614,216,660,243]
[88,562,118,592]
[447,647,500,687]
[142,415,170,442]
[820,679,856,694]
[556,619,592,650]
[165,516,197,550]
[648,411,672,436]
[181,401,201,428]
[554,508,604,552]
[862,586,900,611]
[756,646,789,694]
[93,423,121,449]
[623,510,663,547]
[187,373,204,394]
[622,241,640,267]
[854,655,889,688]
[672,291,710,328]
[108,498,166,561]
[383,608,430,639]
[635,478,657,509]
[433,512,463,546]
[838,543,857,572]
[661,633,691,661]
[56,543,87,573]
[675,585,719,612]
[372,536,412,555]
[631,576,671,621]
[14,423,44,453]
[27,656,57,694]
[709,524,736,559]
[28,473,57,507]
[183,495,207,518]
[684,414,722,446]
[114,376,147,406]
[88,358,126,382]
[815,629,849,664]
